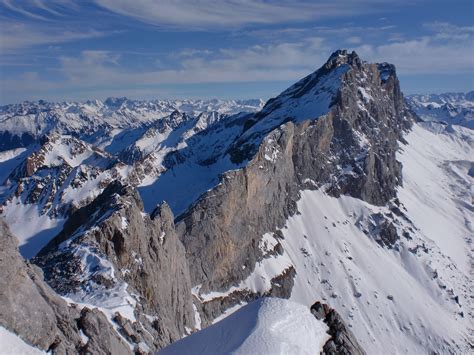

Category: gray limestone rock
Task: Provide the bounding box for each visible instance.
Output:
[0,219,132,354]
[79,308,132,355]
[34,180,195,351]
[310,301,366,355]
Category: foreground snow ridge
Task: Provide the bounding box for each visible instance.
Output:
[159,298,330,355]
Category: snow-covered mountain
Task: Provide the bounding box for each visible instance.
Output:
[0,98,265,152]
[0,100,262,258]
[407,91,474,129]
[0,50,472,354]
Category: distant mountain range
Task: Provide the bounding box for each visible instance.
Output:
[0,51,471,354]
[406,91,474,129]
[0,90,472,153]
[0,98,265,152]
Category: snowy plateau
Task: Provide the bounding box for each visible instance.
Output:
[0,50,472,355]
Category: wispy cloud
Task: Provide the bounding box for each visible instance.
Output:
[2,0,50,20]
[170,48,214,59]
[239,24,397,46]
[93,0,400,29]
[3,18,474,104]
[424,21,474,41]
[346,36,362,44]
[0,21,109,51]
[0,0,119,52]
[356,40,473,74]
[58,38,327,86]
[1,38,327,103]
[1,0,472,103]
[356,22,474,74]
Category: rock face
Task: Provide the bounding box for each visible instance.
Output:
[176,50,414,306]
[311,301,365,355]
[0,219,132,354]
[34,181,195,351]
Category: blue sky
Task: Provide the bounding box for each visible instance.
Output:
[0,0,473,104]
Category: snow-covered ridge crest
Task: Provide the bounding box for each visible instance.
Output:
[159,298,330,355]
[7,134,113,181]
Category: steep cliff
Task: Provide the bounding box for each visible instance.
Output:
[177,50,413,302]
[34,181,195,352]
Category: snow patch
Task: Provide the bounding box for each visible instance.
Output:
[195,250,292,302]
[0,326,45,355]
[192,304,202,331]
[120,216,128,230]
[63,244,137,324]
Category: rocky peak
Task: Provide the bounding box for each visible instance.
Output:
[376,62,396,83]
[311,301,365,355]
[104,97,128,109]
[325,49,362,70]
[406,91,474,129]
[178,51,414,299]
[36,180,142,255]
[0,134,116,225]
[194,111,222,131]
[33,180,195,351]
[228,49,411,171]
[8,133,112,179]
[169,109,185,120]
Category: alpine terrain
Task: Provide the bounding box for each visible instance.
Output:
[0,50,472,354]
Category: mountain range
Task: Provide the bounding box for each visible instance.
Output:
[407,92,474,129]
[0,50,472,354]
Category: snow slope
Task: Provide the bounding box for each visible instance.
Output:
[0,147,29,184]
[189,122,473,354]
[0,135,116,258]
[0,326,45,355]
[397,122,473,274]
[158,298,329,355]
[2,197,66,258]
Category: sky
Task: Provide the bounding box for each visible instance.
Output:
[0,0,473,104]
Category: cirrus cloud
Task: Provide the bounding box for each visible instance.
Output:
[92,0,399,29]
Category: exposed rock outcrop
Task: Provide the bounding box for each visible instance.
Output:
[33,180,195,352]
[311,301,365,355]
[0,219,132,354]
